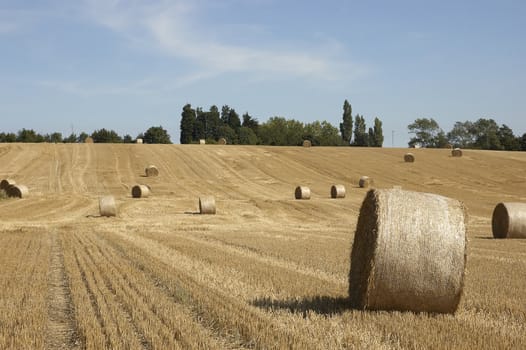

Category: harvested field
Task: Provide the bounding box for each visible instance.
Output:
[0,143,525,349]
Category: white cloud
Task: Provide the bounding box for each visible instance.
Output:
[82,0,367,83]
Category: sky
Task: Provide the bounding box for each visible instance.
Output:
[0,0,525,146]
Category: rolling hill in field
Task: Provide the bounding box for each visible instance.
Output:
[0,143,525,349]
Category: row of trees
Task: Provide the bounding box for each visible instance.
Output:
[0,126,171,144]
[408,118,526,151]
[180,100,384,146]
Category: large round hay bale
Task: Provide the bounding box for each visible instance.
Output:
[131,185,150,198]
[359,176,373,188]
[136,138,143,144]
[0,178,16,191]
[330,184,346,199]
[404,153,415,163]
[218,137,227,145]
[302,140,312,148]
[99,196,117,217]
[349,188,466,314]
[7,184,28,198]
[145,165,159,177]
[84,137,94,143]
[295,186,311,200]
[199,139,206,145]
[492,202,526,238]
[452,148,462,157]
[199,196,216,214]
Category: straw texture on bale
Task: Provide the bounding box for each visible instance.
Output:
[349,188,466,314]
[331,184,346,199]
[199,196,216,214]
[7,184,28,198]
[99,196,117,217]
[199,139,206,145]
[0,178,16,191]
[136,138,143,144]
[452,148,463,157]
[302,140,312,147]
[84,137,94,143]
[145,165,159,177]
[218,138,227,145]
[295,186,311,200]
[131,185,150,198]
[404,153,415,163]
[359,176,373,188]
[492,202,526,238]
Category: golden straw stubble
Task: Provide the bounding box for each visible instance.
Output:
[349,188,466,314]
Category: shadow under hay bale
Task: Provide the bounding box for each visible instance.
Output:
[349,188,466,314]
[145,165,159,177]
[7,184,28,198]
[330,184,346,199]
[358,176,373,188]
[452,148,463,157]
[251,296,350,316]
[131,185,150,198]
[199,196,216,214]
[0,178,16,191]
[295,186,311,200]
[404,153,415,163]
[492,202,526,238]
[99,196,117,217]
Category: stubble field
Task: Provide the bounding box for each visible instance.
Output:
[0,143,525,349]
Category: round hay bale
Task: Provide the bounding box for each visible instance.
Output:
[84,137,94,143]
[0,178,16,191]
[99,196,117,217]
[349,188,466,314]
[359,176,373,188]
[131,185,150,198]
[136,138,143,144]
[7,184,28,198]
[145,165,159,177]
[331,184,346,199]
[492,202,526,239]
[199,196,216,214]
[199,139,206,145]
[404,153,415,163]
[218,137,227,145]
[294,186,311,200]
[452,148,462,157]
[302,140,312,148]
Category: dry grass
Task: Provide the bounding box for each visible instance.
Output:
[0,143,524,349]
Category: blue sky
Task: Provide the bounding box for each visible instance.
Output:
[1,0,525,146]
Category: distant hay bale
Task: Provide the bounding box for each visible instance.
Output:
[136,138,143,144]
[492,202,526,238]
[218,138,227,145]
[452,148,463,157]
[199,139,206,145]
[404,153,415,163]
[131,185,150,198]
[145,165,159,177]
[446,143,453,149]
[302,140,312,148]
[7,184,28,198]
[295,186,311,200]
[84,137,94,143]
[0,178,16,191]
[99,196,117,217]
[199,196,216,214]
[331,184,346,199]
[359,176,373,188]
[349,188,466,314]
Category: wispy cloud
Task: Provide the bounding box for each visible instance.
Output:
[81,0,367,83]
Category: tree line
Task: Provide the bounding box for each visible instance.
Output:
[180,100,384,146]
[0,126,171,144]
[408,118,526,151]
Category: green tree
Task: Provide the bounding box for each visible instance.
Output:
[123,134,134,143]
[319,121,341,146]
[407,118,443,148]
[143,126,171,144]
[303,121,323,146]
[77,132,89,143]
[180,103,196,144]
[471,118,501,150]
[238,126,258,145]
[0,132,17,142]
[520,133,526,151]
[352,115,368,146]
[218,124,238,144]
[48,132,63,143]
[193,107,206,141]
[242,112,259,135]
[339,99,353,145]
[258,117,288,145]
[368,117,384,147]
[498,124,519,151]
[63,133,77,143]
[447,121,476,148]
[205,105,222,140]
[91,129,123,143]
